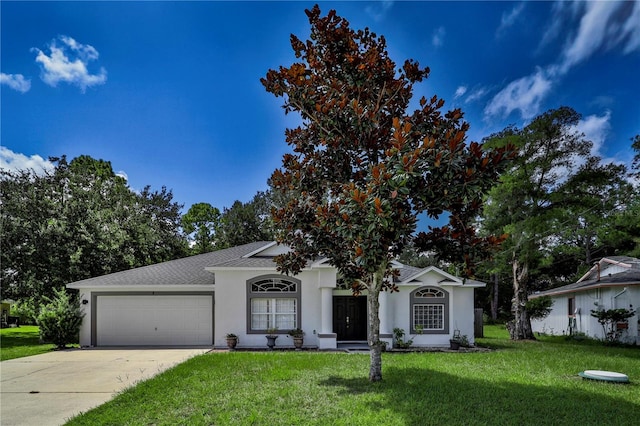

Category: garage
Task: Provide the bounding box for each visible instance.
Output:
[95,294,213,346]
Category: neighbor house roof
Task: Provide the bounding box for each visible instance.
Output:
[66,241,272,288]
[530,256,640,299]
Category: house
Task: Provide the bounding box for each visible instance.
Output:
[67,241,484,349]
[530,256,640,345]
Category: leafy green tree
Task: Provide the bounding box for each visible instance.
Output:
[1,155,187,305]
[482,107,596,340]
[631,134,640,178]
[182,202,221,254]
[36,288,84,349]
[262,5,511,381]
[218,192,275,248]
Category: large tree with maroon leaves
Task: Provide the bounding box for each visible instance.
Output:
[262,5,513,382]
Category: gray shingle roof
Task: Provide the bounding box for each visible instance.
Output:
[67,240,481,289]
[67,241,272,288]
[532,261,640,298]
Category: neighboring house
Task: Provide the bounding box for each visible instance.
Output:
[67,241,484,349]
[530,256,640,345]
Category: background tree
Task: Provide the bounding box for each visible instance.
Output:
[482,107,603,340]
[218,192,275,248]
[262,5,512,381]
[182,202,221,254]
[0,155,187,306]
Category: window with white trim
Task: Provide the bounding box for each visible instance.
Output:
[247,275,300,333]
[410,286,449,334]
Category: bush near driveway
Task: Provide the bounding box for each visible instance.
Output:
[66,326,640,426]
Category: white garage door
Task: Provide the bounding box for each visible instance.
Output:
[96,295,212,346]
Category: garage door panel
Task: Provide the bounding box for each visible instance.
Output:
[96,295,212,346]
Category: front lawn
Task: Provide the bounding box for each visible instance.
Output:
[0,326,56,361]
[67,325,639,425]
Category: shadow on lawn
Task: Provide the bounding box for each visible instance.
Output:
[321,368,640,425]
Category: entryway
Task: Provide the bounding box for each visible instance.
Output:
[333,295,367,341]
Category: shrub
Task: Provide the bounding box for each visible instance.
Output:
[590,308,636,343]
[36,288,84,349]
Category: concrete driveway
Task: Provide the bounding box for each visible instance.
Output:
[0,348,210,426]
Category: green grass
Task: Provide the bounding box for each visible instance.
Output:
[66,325,639,425]
[0,325,57,361]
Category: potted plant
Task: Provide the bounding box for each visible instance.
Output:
[449,330,469,350]
[265,327,279,350]
[225,333,238,350]
[288,328,305,350]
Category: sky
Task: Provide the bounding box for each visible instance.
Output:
[2,1,639,224]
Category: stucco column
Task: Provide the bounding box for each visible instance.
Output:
[379,290,390,336]
[320,287,333,334]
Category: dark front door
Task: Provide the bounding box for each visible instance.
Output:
[333,296,367,341]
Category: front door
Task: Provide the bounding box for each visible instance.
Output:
[333,296,367,340]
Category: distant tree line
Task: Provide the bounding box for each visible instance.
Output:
[0,154,277,311]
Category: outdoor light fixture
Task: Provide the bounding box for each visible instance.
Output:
[82,299,89,305]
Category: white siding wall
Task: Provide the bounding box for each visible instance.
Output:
[532,286,639,344]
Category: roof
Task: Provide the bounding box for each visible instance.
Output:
[67,241,272,288]
[66,240,482,289]
[531,256,640,298]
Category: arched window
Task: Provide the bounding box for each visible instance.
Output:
[247,275,301,334]
[410,286,449,334]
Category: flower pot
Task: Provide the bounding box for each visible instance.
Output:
[266,335,278,350]
[226,337,238,350]
[293,336,304,350]
[449,340,460,350]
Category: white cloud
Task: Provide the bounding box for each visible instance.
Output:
[496,3,526,37]
[560,1,640,72]
[454,86,467,99]
[573,111,612,158]
[486,1,640,122]
[0,147,55,174]
[465,86,490,104]
[32,35,107,92]
[115,170,129,182]
[484,67,553,119]
[365,0,394,22]
[432,27,445,48]
[0,73,31,93]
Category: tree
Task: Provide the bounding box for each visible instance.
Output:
[631,134,640,178]
[36,288,84,349]
[0,155,187,305]
[262,5,512,381]
[218,192,275,248]
[182,202,221,254]
[482,107,596,340]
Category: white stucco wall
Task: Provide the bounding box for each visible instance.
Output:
[388,278,479,346]
[213,269,331,348]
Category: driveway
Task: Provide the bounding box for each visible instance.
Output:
[0,348,210,426]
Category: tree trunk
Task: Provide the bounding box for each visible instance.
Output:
[367,269,384,382]
[490,273,499,321]
[509,257,535,340]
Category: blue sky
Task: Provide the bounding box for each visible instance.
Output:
[2,1,639,221]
